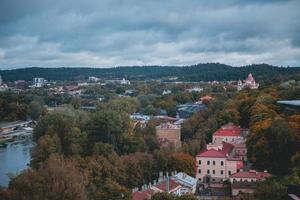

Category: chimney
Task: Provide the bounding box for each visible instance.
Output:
[153,180,157,185]
[159,171,164,182]
[166,176,170,193]
[166,171,169,177]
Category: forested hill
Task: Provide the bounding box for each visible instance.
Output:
[1,63,300,82]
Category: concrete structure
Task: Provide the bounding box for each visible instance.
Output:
[229,170,271,196]
[237,73,259,91]
[156,123,181,149]
[196,142,244,183]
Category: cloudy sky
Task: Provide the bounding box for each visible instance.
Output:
[0,0,299,69]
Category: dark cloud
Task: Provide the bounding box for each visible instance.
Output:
[0,0,299,69]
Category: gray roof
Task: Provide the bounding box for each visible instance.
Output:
[277,100,300,107]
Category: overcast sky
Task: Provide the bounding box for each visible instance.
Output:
[0,0,299,69]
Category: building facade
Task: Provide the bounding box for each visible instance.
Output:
[156,123,181,149]
[196,142,244,183]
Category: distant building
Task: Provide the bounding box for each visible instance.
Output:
[162,89,171,95]
[121,78,130,85]
[237,73,259,91]
[176,103,206,119]
[88,76,100,82]
[200,95,214,103]
[33,77,45,88]
[156,123,181,149]
[230,170,271,196]
[186,87,203,93]
[0,75,8,91]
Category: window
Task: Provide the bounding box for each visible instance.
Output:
[228,170,231,175]
[213,161,215,165]
[198,169,201,174]
[221,161,224,166]
[199,178,201,181]
[221,170,223,175]
[207,170,210,174]
[207,160,210,165]
[213,170,215,174]
[198,160,201,165]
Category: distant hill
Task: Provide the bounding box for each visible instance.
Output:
[1,63,299,82]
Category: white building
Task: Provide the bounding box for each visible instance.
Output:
[33,77,45,88]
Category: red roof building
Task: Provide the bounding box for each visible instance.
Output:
[229,170,271,196]
[132,188,155,200]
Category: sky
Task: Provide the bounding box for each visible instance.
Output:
[0,0,299,69]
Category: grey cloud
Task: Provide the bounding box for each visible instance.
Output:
[0,0,299,69]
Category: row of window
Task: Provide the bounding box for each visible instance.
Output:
[198,169,232,175]
[198,160,224,166]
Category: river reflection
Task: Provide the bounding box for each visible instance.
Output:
[0,138,35,187]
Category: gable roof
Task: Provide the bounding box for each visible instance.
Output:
[132,188,155,200]
[213,123,241,137]
[197,142,234,158]
[230,171,271,180]
[154,179,181,192]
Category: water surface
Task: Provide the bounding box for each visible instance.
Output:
[0,138,35,187]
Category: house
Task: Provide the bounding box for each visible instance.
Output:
[196,142,244,183]
[212,123,248,161]
[212,123,244,144]
[172,172,197,194]
[132,172,197,200]
[156,123,181,149]
[229,170,271,196]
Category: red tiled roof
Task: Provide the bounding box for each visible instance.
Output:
[200,95,214,101]
[197,142,234,158]
[132,188,155,200]
[230,171,271,180]
[154,179,181,191]
[213,123,241,137]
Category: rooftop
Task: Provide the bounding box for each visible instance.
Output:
[213,123,241,137]
[197,142,234,158]
[277,100,300,107]
[230,170,271,180]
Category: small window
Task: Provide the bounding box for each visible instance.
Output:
[229,171,231,175]
[213,161,215,165]
[198,160,201,165]
[207,170,210,174]
[199,178,201,181]
[207,160,210,165]
[221,161,224,166]
[213,170,215,174]
[198,169,201,174]
[221,170,223,175]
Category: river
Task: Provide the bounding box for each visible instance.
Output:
[0,138,35,187]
